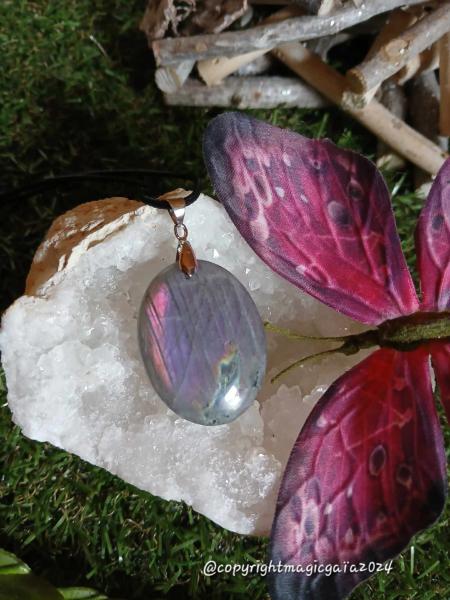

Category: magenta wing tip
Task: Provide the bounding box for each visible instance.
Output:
[415,156,450,311]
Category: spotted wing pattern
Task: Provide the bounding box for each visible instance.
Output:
[269,347,447,600]
[204,112,419,325]
[415,158,450,311]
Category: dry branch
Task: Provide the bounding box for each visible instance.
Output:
[197,6,297,85]
[410,71,448,187]
[163,75,328,108]
[394,41,440,85]
[198,49,268,85]
[376,81,407,170]
[236,53,274,75]
[271,41,448,174]
[344,7,421,108]
[347,3,450,94]
[307,32,350,59]
[153,0,433,66]
[197,27,349,86]
[440,32,450,135]
[155,60,194,92]
[366,5,423,55]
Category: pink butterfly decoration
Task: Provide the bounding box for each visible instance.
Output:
[203,112,450,600]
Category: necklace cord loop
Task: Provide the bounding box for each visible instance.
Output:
[0,170,201,210]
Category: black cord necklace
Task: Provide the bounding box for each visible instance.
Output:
[0,169,201,209]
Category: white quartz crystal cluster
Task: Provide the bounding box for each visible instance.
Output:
[0,195,366,535]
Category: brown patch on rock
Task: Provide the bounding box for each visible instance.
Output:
[26,198,144,296]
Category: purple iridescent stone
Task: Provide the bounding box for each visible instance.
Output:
[138,260,266,425]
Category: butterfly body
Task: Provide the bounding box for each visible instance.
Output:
[378,310,450,347]
[293,311,450,361]
[204,112,450,600]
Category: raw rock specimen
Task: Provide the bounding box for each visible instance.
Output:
[0,195,364,534]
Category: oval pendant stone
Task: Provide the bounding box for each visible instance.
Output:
[138,260,266,425]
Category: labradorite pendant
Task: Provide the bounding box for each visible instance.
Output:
[138,260,266,426]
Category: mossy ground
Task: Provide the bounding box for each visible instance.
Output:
[0,1,449,598]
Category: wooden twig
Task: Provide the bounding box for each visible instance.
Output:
[440,32,450,135]
[347,3,450,94]
[155,60,194,92]
[394,41,439,85]
[376,81,407,170]
[153,0,433,66]
[163,75,328,108]
[197,6,297,85]
[409,71,448,188]
[307,32,350,59]
[236,53,274,75]
[271,41,448,174]
[344,7,421,108]
[305,8,389,56]
[198,49,269,86]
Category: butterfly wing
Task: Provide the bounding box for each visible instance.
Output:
[204,113,419,325]
[415,158,450,311]
[430,342,450,425]
[269,347,446,600]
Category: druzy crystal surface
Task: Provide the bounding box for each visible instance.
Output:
[0,196,367,535]
[139,260,266,425]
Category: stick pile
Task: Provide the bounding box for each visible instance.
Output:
[142,0,450,179]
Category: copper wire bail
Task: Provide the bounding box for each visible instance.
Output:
[157,189,198,278]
